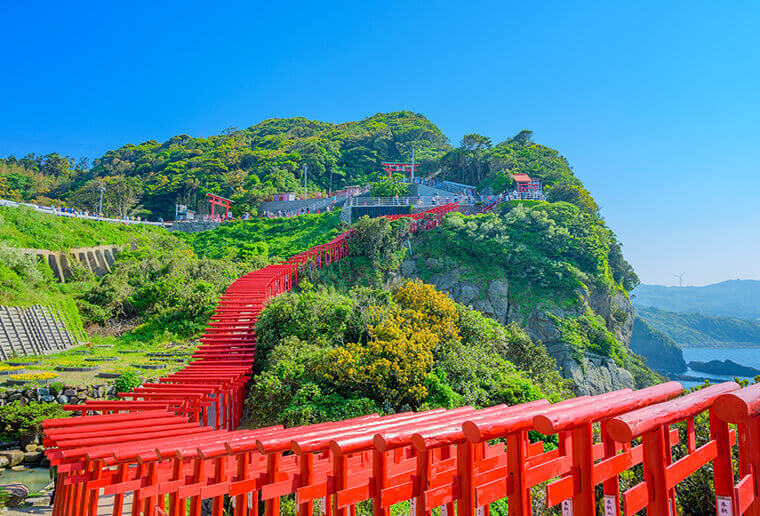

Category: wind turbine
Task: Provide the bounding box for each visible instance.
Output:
[675,273,685,287]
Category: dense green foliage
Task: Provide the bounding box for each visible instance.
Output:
[637,306,760,348]
[247,282,570,427]
[78,233,246,340]
[438,130,598,211]
[417,204,638,311]
[0,401,68,440]
[178,211,343,267]
[2,112,450,219]
[369,173,410,197]
[0,206,164,250]
[114,370,142,393]
[2,112,607,221]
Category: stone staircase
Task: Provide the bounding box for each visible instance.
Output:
[0,305,77,360]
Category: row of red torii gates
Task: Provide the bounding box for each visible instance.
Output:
[43,202,760,516]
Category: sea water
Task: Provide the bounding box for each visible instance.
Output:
[679,347,760,389]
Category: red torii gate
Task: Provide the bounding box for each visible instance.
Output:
[206,193,234,221]
[382,162,418,181]
[41,199,760,516]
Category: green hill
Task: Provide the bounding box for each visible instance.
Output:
[634,280,760,320]
[2,112,598,220]
[637,306,760,348]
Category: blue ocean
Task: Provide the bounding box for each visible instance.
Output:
[679,347,760,389]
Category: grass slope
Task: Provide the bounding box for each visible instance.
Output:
[178,212,343,264]
[0,206,166,250]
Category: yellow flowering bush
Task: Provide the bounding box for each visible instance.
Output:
[323,309,437,409]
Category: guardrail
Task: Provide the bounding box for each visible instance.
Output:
[0,199,169,226]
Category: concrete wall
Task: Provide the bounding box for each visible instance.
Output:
[19,245,121,283]
[259,194,350,215]
[0,305,76,360]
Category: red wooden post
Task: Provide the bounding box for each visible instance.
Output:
[607,382,740,515]
[714,382,760,515]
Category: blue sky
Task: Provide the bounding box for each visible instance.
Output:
[1,1,758,286]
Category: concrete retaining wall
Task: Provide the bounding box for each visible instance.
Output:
[19,244,121,283]
[0,305,76,360]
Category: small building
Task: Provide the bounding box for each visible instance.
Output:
[513,173,543,198]
[273,192,296,202]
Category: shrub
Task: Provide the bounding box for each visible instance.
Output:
[0,401,68,439]
[114,370,141,393]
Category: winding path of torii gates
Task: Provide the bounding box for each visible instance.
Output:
[43,202,760,515]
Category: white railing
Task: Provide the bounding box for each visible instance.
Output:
[0,199,169,226]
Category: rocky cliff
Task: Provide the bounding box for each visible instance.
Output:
[398,256,639,395]
[629,316,687,373]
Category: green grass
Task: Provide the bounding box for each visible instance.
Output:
[178,211,343,264]
[0,206,167,250]
[1,338,194,388]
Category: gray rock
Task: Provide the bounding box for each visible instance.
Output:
[523,308,562,343]
[63,389,76,397]
[0,483,29,507]
[40,395,55,402]
[400,259,417,277]
[0,456,10,468]
[0,391,7,399]
[548,344,635,396]
[8,394,22,402]
[25,495,52,506]
[454,283,480,305]
[487,280,510,323]
[37,387,50,397]
[431,272,457,291]
[23,451,43,464]
[57,395,69,404]
[0,450,24,467]
[472,298,496,319]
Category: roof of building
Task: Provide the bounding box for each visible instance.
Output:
[513,173,532,183]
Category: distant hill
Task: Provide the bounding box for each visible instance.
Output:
[629,316,687,372]
[633,280,760,320]
[637,306,760,348]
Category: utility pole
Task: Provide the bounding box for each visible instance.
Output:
[329,168,333,197]
[98,183,105,215]
[303,163,308,199]
[411,147,415,183]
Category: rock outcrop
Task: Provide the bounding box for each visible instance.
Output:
[629,316,687,373]
[545,343,635,395]
[399,257,639,395]
[688,359,760,377]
